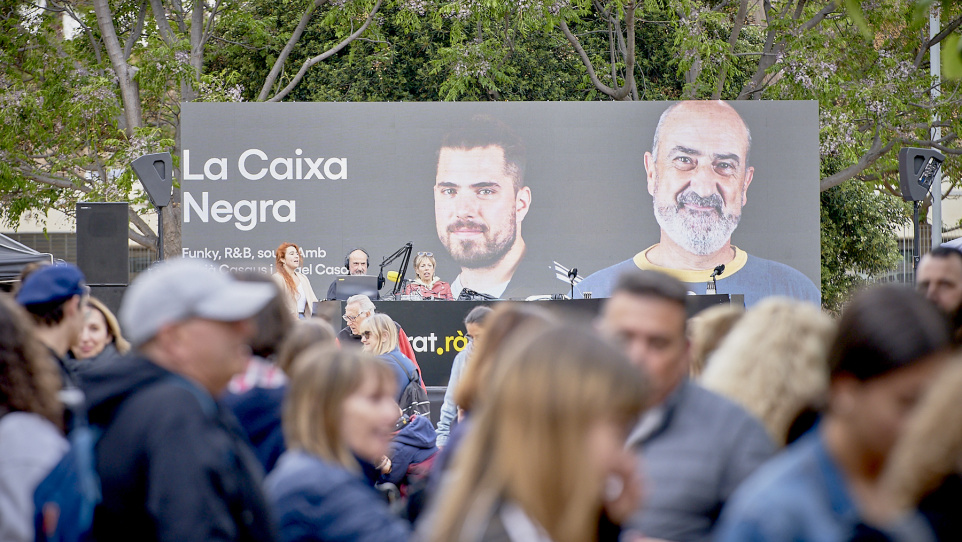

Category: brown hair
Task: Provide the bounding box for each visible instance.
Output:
[455,303,557,413]
[0,293,63,428]
[283,346,394,471]
[429,325,648,542]
[688,304,743,378]
[275,319,337,376]
[274,242,300,296]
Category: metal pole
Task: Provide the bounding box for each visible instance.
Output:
[157,206,165,261]
[931,6,943,248]
[914,201,922,280]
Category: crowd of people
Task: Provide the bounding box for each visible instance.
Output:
[2,242,962,542]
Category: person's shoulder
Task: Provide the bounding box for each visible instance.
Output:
[575,258,637,297]
[0,412,67,456]
[672,382,774,448]
[267,451,367,503]
[714,435,825,539]
[741,254,819,293]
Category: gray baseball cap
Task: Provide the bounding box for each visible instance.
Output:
[120,258,277,347]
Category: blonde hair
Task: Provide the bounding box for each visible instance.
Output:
[880,357,962,510]
[428,325,648,542]
[283,345,394,471]
[455,303,556,414]
[275,319,337,376]
[87,297,131,354]
[414,253,437,272]
[688,304,743,377]
[358,313,397,355]
[700,297,834,445]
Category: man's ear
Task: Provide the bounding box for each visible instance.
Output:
[741,166,754,206]
[515,186,532,223]
[645,152,657,196]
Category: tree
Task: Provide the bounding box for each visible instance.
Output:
[1,0,397,257]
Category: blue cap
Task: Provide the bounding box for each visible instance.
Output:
[16,264,88,306]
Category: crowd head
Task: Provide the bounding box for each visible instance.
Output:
[429,324,648,542]
[284,346,397,470]
[600,270,690,405]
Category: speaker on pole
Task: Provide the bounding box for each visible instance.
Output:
[77,202,129,286]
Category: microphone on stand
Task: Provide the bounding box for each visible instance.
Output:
[567,267,578,299]
[708,264,725,293]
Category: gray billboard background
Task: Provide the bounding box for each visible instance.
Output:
[181,101,820,298]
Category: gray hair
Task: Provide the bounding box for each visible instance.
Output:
[464,305,493,326]
[345,294,376,312]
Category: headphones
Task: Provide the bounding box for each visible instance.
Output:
[344,248,370,269]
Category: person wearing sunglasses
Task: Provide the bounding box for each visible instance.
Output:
[403,252,453,300]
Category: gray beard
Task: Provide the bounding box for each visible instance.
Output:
[654,202,740,256]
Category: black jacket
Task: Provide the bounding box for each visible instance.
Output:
[82,355,277,542]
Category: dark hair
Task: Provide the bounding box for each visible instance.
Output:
[926,246,962,264]
[464,305,493,326]
[829,285,951,381]
[440,115,526,192]
[233,271,293,358]
[0,294,63,427]
[612,270,688,307]
[24,298,68,327]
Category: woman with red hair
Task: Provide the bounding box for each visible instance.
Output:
[272,242,318,319]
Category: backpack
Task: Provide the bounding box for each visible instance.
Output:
[33,388,100,542]
[396,359,431,419]
[34,376,216,542]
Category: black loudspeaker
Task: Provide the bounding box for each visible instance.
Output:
[77,202,129,286]
[89,286,126,316]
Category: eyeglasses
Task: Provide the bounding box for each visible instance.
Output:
[361,331,373,339]
[342,310,371,323]
[417,252,433,257]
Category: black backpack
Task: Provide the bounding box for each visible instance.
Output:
[396,360,431,419]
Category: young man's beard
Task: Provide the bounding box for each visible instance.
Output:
[442,219,516,269]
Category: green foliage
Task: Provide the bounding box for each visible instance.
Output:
[820,177,909,312]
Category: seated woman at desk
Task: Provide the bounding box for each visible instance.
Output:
[403,252,453,300]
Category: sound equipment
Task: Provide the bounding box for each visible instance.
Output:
[77,202,129,286]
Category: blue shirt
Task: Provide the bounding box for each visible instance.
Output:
[574,246,820,308]
[714,428,862,542]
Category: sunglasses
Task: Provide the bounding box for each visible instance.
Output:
[361,331,374,339]
[417,252,433,257]
[342,310,371,323]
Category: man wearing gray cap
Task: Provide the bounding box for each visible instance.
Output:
[79,258,278,542]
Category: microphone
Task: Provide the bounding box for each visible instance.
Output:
[710,264,725,278]
[567,267,578,280]
[386,270,402,283]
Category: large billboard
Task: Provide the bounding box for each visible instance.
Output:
[181,101,820,308]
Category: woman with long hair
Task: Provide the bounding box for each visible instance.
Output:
[266,346,410,542]
[424,324,648,542]
[715,285,952,541]
[272,242,318,319]
[69,296,130,366]
[0,294,68,542]
[403,252,453,300]
[359,314,420,405]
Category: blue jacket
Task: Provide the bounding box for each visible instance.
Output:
[266,450,411,542]
[381,415,437,486]
[380,348,419,404]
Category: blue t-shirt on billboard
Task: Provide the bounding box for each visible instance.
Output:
[573,246,819,308]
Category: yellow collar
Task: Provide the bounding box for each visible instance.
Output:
[632,245,748,282]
